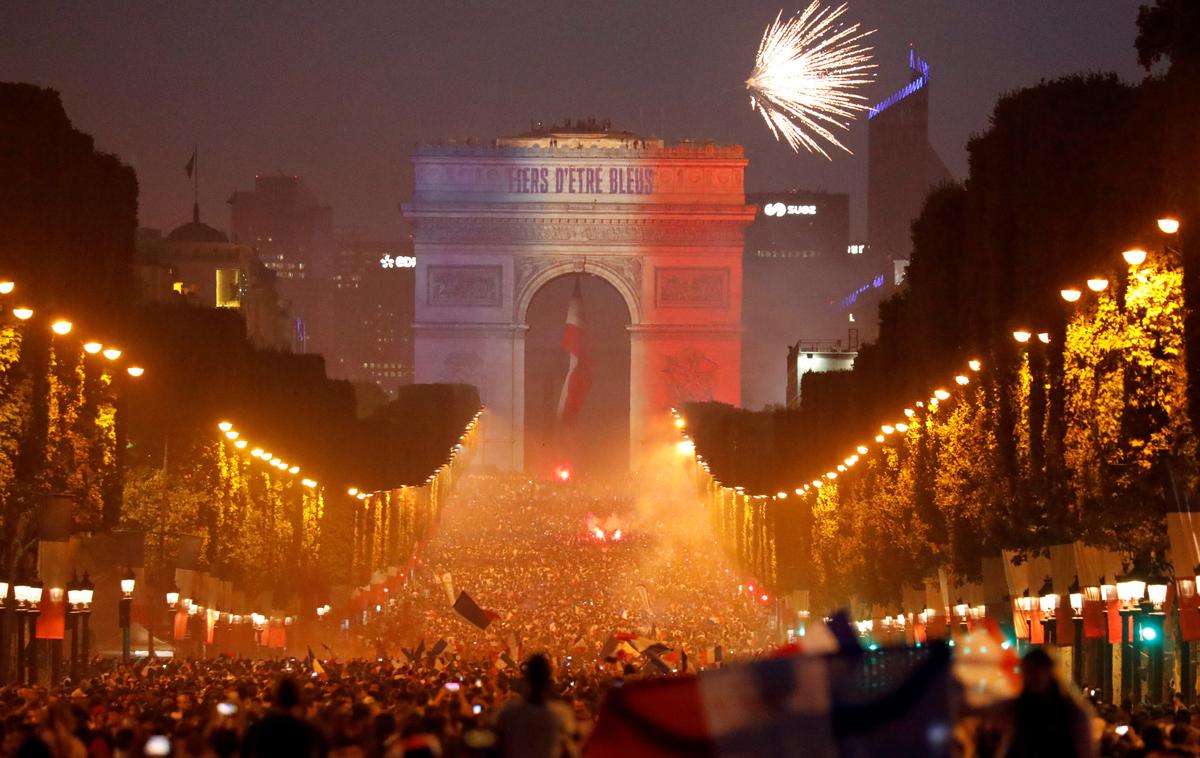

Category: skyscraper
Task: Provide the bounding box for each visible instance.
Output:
[866,48,952,265]
[328,236,416,396]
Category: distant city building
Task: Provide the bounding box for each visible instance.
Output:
[328,236,416,395]
[742,190,865,409]
[866,48,952,264]
[228,174,334,353]
[135,210,294,350]
[786,343,857,408]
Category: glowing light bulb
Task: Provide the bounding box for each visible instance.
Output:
[348,488,359,496]
[11,307,33,320]
[289,466,300,474]
[1037,332,1051,344]
[218,422,233,432]
[875,434,884,443]
[955,375,969,385]
[934,389,950,401]
[1060,289,1082,303]
[1013,330,1032,343]
[126,366,144,377]
[1086,278,1108,292]
[83,342,103,354]
[894,423,909,433]
[234,440,247,449]
[102,348,121,360]
[968,359,982,372]
[856,445,868,455]
[0,281,13,295]
[1158,218,1180,234]
[51,320,72,335]
[1122,249,1147,266]
[224,430,239,440]
[881,424,895,435]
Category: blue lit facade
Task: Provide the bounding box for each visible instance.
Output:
[866,47,951,263]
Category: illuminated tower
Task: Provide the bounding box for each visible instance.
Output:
[866,48,951,267]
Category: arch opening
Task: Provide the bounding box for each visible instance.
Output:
[523,273,631,476]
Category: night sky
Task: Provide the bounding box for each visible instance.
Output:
[1,1,1146,240]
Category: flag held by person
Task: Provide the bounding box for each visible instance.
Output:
[585,643,953,757]
[453,591,494,630]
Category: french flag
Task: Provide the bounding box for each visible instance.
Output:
[557,277,592,426]
[585,625,955,757]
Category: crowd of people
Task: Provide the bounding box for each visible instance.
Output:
[2,471,1196,757]
[366,472,772,668]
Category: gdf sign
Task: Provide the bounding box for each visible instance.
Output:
[762,202,816,217]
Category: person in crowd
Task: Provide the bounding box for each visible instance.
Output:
[1000,648,1098,758]
[494,655,576,758]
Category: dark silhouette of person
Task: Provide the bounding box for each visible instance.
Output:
[242,677,329,758]
[494,654,576,758]
[1001,648,1097,758]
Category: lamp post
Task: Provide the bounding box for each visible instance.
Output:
[1015,592,1035,652]
[1068,577,1084,687]
[1184,571,1200,705]
[1039,577,1058,646]
[0,576,9,683]
[17,579,42,685]
[1143,576,1169,705]
[78,572,93,675]
[1116,573,1146,703]
[119,568,135,662]
[1100,580,1117,704]
[67,574,80,679]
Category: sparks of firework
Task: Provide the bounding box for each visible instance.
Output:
[746,2,876,158]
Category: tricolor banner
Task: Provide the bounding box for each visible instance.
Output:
[585,643,954,757]
[557,277,592,426]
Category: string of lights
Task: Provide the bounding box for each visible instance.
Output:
[0,278,147,377]
[674,215,1182,504]
[215,421,318,488]
[347,409,484,502]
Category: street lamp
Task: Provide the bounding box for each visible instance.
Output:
[1158,218,1181,235]
[1039,577,1058,645]
[1061,288,1083,303]
[14,578,42,684]
[78,572,93,676]
[67,574,81,679]
[1122,249,1148,266]
[1012,330,1032,343]
[1015,592,1035,651]
[1116,572,1146,703]
[119,568,135,662]
[1143,575,1170,704]
[0,576,8,683]
[1068,576,1084,686]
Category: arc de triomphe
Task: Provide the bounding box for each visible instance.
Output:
[403,124,755,469]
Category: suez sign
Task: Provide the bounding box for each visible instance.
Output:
[507,165,655,195]
[379,254,416,269]
[762,202,817,217]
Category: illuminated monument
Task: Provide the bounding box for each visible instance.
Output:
[866,48,952,264]
[404,121,755,469]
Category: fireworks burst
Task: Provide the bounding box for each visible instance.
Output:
[747,2,876,158]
